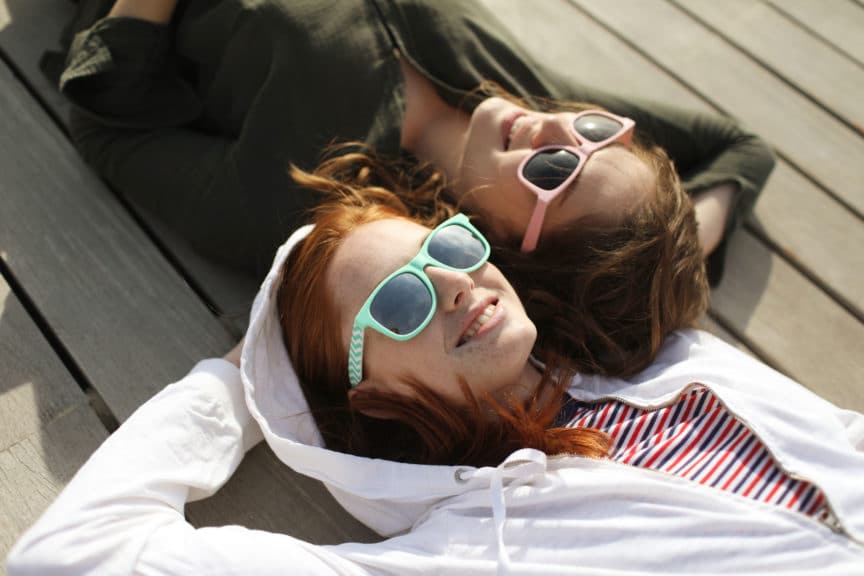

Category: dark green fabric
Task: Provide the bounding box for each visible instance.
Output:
[61,0,774,281]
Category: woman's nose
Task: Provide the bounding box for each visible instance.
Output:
[531,114,577,149]
[426,267,475,311]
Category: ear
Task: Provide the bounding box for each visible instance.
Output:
[348,380,403,420]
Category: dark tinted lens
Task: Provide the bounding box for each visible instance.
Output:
[427,224,486,269]
[522,149,580,191]
[573,114,624,143]
[370,272,432,335]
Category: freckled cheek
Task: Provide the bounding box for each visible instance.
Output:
[367,331,449,384]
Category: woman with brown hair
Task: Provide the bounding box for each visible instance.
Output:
[9,163,863,575]
[60,0,771,379]
[63,0,774,286]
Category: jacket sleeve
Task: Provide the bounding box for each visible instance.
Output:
[61,17,201,128]
[4,360,369,576]
[59,17,298,275]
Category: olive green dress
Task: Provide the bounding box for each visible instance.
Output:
[61,0,775,280]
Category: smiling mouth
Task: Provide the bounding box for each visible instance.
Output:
[457,300,500,347]
[503,113,526,151]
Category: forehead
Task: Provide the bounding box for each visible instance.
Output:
[327,218,430,315]
[553,145,655,227]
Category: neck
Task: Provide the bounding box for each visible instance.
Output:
[399,58,469,183]
[495,358,548,407]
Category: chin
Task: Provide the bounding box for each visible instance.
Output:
[501,322,537,365]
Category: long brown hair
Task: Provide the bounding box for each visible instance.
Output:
[465,83,709,376]
[277,154,610,467]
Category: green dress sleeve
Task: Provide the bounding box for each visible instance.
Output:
[60,17,275,276]
[61,17,201,127]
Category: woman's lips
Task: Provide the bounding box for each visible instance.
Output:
[458,300,505,346]
[502,112,526,150]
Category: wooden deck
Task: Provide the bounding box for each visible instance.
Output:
[1,0,862,571]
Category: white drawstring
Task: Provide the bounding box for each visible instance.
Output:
[466,450,548,575]
[489,464,509,573]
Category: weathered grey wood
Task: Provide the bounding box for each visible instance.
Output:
[768,0,864,67]
[0,405,109,572]
[141,219,258,339]
[0,55,233,421]
[712,231,864,412]
[487,0,864,404]
[572,0,864,216]
[675,0,864,132]
[478,0,709,110]
[187,443,379,544]
[0,278,88,452]
[749,162,864,318]
[0,275,110,570]
[0,0,74,125]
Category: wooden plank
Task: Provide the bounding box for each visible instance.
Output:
[675,0,864,132]
[712,230,864,412]
[477,0,708,110]
[0,405,109,573]
[0,0,74,125]
[767,0,864,67]
[572,0,864,216]
[0,274,110,570]
[0,277,88,452]
[0,55,234,421]
[187,444,379,544]
[749,163,864,317]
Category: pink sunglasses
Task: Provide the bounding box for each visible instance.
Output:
[517,110,635,253]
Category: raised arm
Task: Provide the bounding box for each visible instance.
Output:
[5,358,367,575]
[692,181,736,257]
[60,5,304,275]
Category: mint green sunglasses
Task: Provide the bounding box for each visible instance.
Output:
[348,213,491,386]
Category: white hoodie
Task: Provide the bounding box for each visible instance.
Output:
[7,227,864,575]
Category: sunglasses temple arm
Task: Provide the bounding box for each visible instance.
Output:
[348,325,365,387]
[521,202,550,253]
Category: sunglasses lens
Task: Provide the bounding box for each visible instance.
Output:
[370,272,432,335]
[428,224,487,269]
[522,149,580,191]
[573,114,624,142]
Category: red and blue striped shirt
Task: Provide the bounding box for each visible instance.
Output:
[557,386,827,517]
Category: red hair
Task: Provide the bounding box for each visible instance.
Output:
[277,155,610,466]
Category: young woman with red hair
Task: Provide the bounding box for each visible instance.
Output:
[9,163,864,576]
